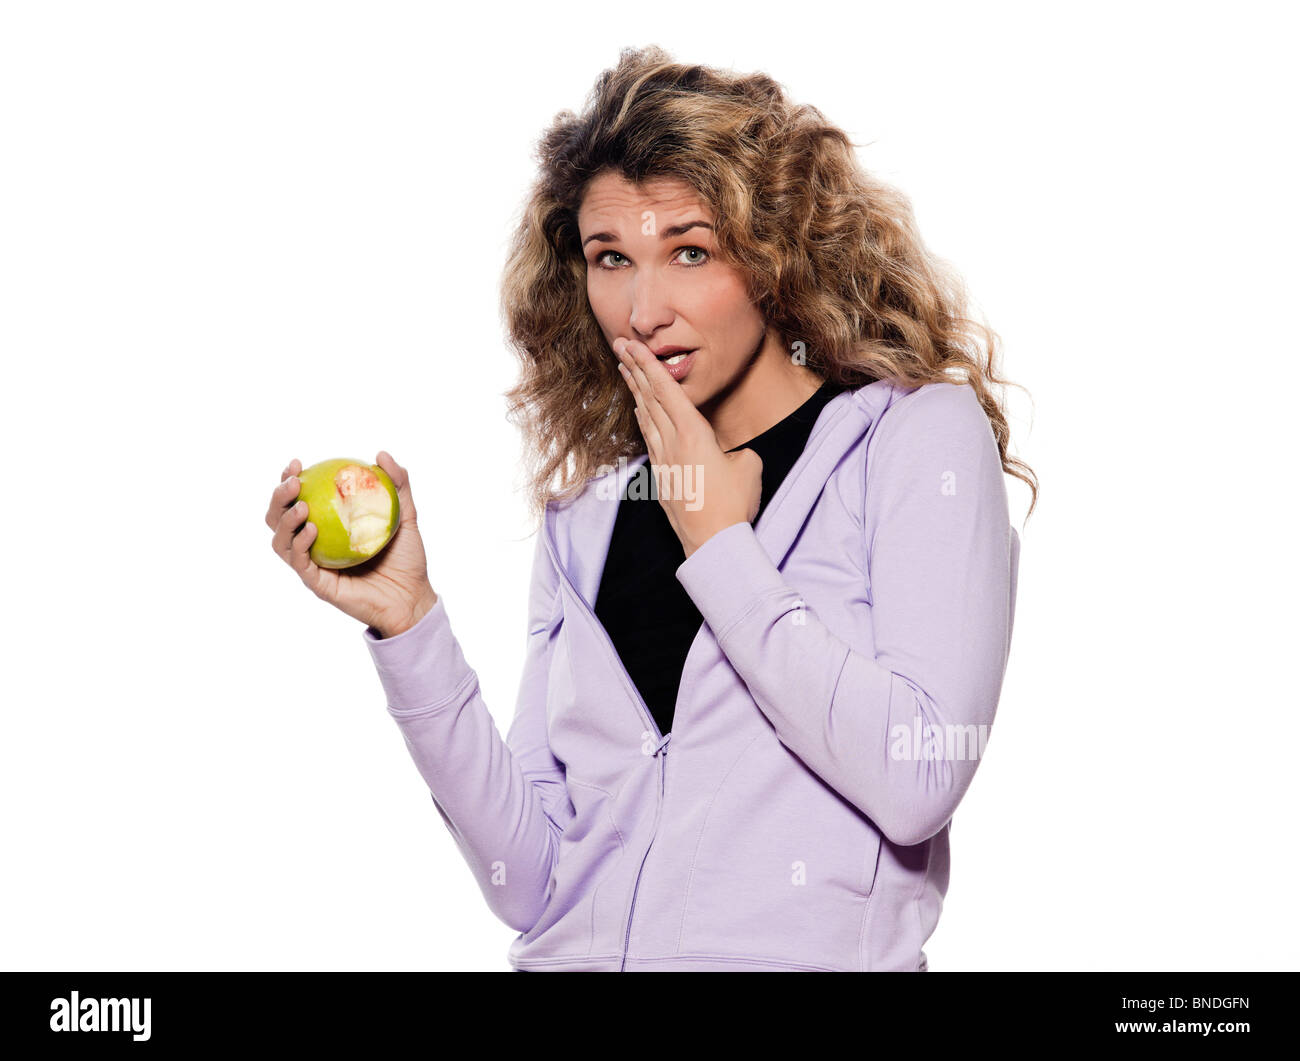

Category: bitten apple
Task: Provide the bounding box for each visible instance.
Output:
[295,458,400,569]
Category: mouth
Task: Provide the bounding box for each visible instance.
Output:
[654,348,697,381]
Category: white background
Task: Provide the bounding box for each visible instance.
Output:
[2,1,1295,972]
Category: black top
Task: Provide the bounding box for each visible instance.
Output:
[593,378,850,737]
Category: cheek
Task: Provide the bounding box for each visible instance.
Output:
[696,278,761,344]
[585,276,617,331]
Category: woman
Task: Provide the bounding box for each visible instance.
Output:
[266,46,1037,971]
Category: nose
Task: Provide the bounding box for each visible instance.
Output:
[628,269,674,339]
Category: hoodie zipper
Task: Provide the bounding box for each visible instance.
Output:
[621,730,670,970]
[621,728,670,967]
[541,530,677,971]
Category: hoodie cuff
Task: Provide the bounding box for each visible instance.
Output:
[675,521,790,640]
[361,595,474,717]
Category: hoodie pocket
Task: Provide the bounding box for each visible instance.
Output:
[677,732,882,971]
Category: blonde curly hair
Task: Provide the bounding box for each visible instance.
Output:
[501,45,1037,526]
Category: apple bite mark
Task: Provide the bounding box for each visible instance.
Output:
[333,465,395,554]
[296,457,400,569]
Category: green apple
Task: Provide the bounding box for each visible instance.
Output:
[296,458,400,569]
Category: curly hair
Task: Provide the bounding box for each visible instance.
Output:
[500,44,1038,527]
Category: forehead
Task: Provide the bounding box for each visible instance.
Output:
[577,172,710,227]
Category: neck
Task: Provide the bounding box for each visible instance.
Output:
[702,329,825,452]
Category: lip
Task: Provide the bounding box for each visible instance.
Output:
[658,349,696,382]
[649,344,693,357]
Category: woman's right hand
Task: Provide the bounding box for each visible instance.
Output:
[266,450,439,638]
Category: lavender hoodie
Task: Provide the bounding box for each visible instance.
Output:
[363,378,1020,971]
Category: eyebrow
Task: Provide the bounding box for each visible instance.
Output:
[581,220,714,248]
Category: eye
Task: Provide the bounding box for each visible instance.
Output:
[594,250,627,269]
[675,246,709,266]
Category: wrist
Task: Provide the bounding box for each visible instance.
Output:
[373,587,439,639]
[682,518,747,560]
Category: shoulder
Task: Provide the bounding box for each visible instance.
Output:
[877,378,988,435]
[864,380,999,494]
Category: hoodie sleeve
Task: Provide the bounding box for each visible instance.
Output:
[361,527,574,932]
[675,382,1017,847]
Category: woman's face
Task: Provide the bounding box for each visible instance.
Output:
[578,171,769,411]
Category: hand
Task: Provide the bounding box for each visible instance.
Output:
[614,336,763,559]
[266,451,439,638]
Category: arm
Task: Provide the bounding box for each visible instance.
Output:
[675,383,1017,847]
[362,528,573,931]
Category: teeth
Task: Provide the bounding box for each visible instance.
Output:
[665,353,688,365]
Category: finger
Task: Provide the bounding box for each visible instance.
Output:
[287,515,322,586]
[265,470,301,530]
[280,458,301,482]
[619,342,676,450]
[272,497,309,559]
[733,446,763,475]
[633,405,664,462]
[622,338,693,437]
[617,357,646,422]
[374,451,418,524]
[615,353,652,440]
[619,361,663,461]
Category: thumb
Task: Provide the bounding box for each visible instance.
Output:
[728,447,764,522]
[728,446,763,474]
[375,450,417,522]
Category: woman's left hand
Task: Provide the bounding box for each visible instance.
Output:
[614,336,763,560]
